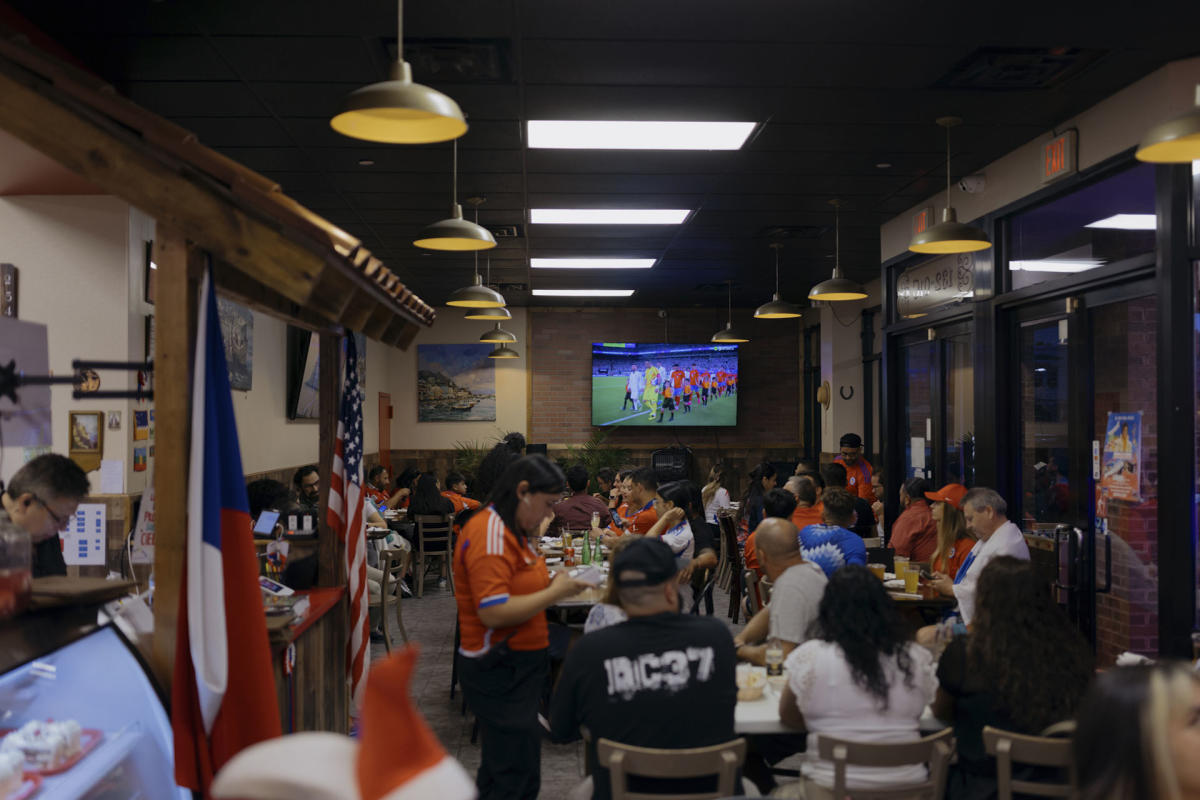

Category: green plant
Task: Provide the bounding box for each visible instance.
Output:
[563,429,630,492]
[452,439,490,480]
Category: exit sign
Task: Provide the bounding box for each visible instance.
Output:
[1041,130,1077,184]
[911,207,935,238]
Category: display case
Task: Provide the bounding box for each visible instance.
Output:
[0,617,188,800]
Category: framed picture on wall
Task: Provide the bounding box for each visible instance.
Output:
[68,410,103,472]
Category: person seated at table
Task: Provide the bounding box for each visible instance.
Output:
[702,463,732,525]
[364,465,408,510]
[600,468,633,529]
[442,471,481,514]
[643,479,718,612]
[889,477,937,563]
[551,464,608,533]
[583,537,637,633]
[786,474,825,535]
[743,487,798,579]
[247,478,289,537]
[775,565,937,799]
[870,469,886,537]
[1,453,89,578]
[550,537,738,800]
[740,462,778,542]
[932,557,1092,800]
[389,466,420,510]
[596,466,658,544]
[821,462,876,539]
[292,464,321,515]
[797,489,867,577]
[1074,662,1200,800]
[925,483,973,585]
[734,517,826,667]
[409,472,454,589]
[592,466,617,504]
[473,431,525,500]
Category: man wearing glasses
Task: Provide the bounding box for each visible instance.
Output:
[833,432,875,502]
[1,454,90,577]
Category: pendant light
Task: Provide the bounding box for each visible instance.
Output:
[464,254,512,318]
[1136,85,1200,163]
[414,147,497,251]
[330,0,467,144]
[809,199,867,301]
[487,344,520,359]
[908,117,992,255]
[446,219,505,308]
[479,323,518,344]
[711,280,749,343]
[754,243,801,319]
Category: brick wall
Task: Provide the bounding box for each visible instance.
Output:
[528,308,801,448]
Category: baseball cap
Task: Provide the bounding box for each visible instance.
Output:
[925,483,968,510]
[839,433,862,448]
[612,537,678,587]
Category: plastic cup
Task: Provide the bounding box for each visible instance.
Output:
[893,555,909,573]
[904,565,920,593]
[868,563,886,581]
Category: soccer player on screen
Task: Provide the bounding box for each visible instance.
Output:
[659,379,675,422]
[623,363,643,411]
[642,364,660,420]
[681,378,693,413]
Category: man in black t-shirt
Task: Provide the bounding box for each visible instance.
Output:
[1,454,90,577]
[550,537,738,800]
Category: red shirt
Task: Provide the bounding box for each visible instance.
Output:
[790,503,824,532]
[364,485,389,507]
[834,456,875,501]
[671,370,684,388]
[442,490,481,514]
[609,500,658,535]
[932,536,974,579]
[454,507,550,655]
[889,501,937,562]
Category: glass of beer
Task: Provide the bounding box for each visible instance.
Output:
[868,563,886,581]
[893,555,909,576]
[903,565,920,594]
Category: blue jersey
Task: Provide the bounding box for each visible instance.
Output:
[797,524,867,577]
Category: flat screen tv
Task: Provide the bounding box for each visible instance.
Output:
[591,342,739,427]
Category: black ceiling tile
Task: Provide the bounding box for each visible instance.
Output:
[208,36,379,83]
[124,81,267,116]
[167,116,293,148]
[88,35,237,82]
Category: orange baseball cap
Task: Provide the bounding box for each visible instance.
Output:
[925,483,968,510]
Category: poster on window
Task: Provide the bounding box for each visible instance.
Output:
[1099,411,1141,502]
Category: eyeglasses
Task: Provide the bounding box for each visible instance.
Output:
[31,494,69,527]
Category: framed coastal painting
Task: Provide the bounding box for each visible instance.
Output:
[68,410,103,471]
[416,344,495,422]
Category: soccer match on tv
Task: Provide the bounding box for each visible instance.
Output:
[590,342,739,428]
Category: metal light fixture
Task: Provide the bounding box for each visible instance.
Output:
[711,280,749,343]
[330,0,467,144]
[487,344,520,359]
[447,229,506,308]
[908,117,992,255]
[479,323,517,344]
[810,199,867,302]
[1136,85,1200,163]
[414,149,497,251]
[463,253,510,317]
[754,243,801,319]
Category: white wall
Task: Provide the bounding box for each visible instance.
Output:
[0,196,134,491]
[880,57,1200,261]
[819,278,882,452]
[385,307,529,450]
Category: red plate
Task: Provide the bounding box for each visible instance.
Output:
[7,773,41,800]
[0,729,103,777]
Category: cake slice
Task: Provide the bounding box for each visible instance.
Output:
[1,719,83,770]
[0,750,23,797]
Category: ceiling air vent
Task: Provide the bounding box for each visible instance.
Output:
[488,224,523,239]
[935,47,1106,91]
[387,39,512,83]
[756,224,830,240]
[495,282,527,292]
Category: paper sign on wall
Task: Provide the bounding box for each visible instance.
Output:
[63,503,106,565]
[1099,411,1142,502]
[911,437,927,478]
[131,484,155,565]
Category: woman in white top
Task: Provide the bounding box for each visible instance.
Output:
[777,565,937,799]
[702,463,732,524]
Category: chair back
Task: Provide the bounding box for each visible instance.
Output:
[983,726,1076,799]
[815,727,954,800]
[742,569,765,614]
[596,737,746,800]
[414,513,452,553]
[374,548,411,651]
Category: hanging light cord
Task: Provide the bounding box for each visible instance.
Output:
[396,0,403,60]
[727,279,733,325]
[834,203,841,271]
[944,124,952,210]
[774,246,781,295]
[452,138,459,207]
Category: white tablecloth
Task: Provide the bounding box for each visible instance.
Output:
[734,681,950,736]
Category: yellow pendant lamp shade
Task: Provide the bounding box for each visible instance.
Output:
[330,1,466,144]
[465,305,512,320]
[487,344,520,359]
[908,117,991,255]
[479,323,518,344]
[414,203,497,251]
[810,199,867,301]
[1136,86,1200,163]
[754,243,801,319]
[446,274,505,308]
[711,280,750,342]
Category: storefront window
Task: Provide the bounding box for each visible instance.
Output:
[900,340,933,480]
[943,333,974,485]
[1018,319,1070,527]
[1007,164,1156,291]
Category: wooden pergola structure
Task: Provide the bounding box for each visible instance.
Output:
[0,27,436,688]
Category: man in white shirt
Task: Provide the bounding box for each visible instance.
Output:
[928,486,1030,627]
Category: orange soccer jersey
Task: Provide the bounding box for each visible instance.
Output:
[701,373,710,388]
[671,370,685,388]
[661,383,673,399]
[608,500,659,536]
[442,490,481,514]
[689,369,699,385]
[454,507,551,655]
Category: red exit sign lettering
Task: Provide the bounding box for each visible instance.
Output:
[1041,130,1077,183]
[911,207,934,238]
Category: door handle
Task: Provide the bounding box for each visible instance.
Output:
[1052,524,1077,593]
[1096,530,1113,594]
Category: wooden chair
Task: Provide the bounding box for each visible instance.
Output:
[596,737,747,800]
[983,726,1077,799]
[413,513,454,598]
[717,510,744,623]
[368,548,410,653]
[813,727,954,799]
[742,568,766,615]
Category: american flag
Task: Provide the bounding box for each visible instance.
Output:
[327,333,370,713]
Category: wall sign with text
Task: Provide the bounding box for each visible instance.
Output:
[896,253,976,319]
[1041,130,1078,184]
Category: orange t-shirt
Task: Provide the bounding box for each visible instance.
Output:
[790,503,824,532]
[442,490,481,514]
[671,370,684,388]
[454,507,550,655]
[609,501,658,535]
[743,531,761,575]
[931,536,974,579]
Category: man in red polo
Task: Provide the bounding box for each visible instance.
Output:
[834,432,874,502]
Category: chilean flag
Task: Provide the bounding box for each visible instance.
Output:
[173,265,281,794]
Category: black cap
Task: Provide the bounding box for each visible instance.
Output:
[839,433,862,448]
[612,537,678,587]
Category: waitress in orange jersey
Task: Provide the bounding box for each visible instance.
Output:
[453,455,587,799]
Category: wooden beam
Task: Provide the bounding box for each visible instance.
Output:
[338,288,377,333]
[363,306,393,341]
[317,331,343,586]
[211,259,334,334]
[150,230,201,690]
[396,322,421,351]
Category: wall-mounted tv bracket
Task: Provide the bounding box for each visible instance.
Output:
[0,359,154,403]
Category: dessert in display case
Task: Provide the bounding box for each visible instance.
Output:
[0,624,189,799]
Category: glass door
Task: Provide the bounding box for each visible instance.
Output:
[894,322,972,485]
[943,331,974,485]
[897,335,933,481]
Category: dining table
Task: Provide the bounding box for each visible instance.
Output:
[734,679,951,735]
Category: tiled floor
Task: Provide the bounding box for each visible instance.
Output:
[370,581,745,798]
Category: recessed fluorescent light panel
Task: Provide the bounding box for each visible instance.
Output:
[532,289,635,297]
[1009,259,1105,273]
[530,209,691,225]
[527,120,756,150]
[531,258,656,270]
[1085,214,1156,230]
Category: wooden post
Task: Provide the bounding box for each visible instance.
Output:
[149,230,201,689]
[317,331,344,586]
